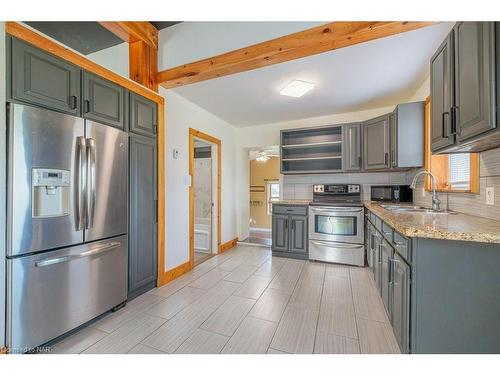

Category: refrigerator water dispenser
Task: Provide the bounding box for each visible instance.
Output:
[32,168,70,218]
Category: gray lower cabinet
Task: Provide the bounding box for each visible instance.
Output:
[129,92,158,137]
[128,134,157,298]
[392,252,411,353]
[363,115,390,170]
[380,238,393,316]
[343,122,362,171]
[272,205,308,259]
[10,37,81,115]
[83,71,127,129]
[272,214,289,252]
[289,215,307,253]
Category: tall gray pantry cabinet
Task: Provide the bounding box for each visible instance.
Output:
[6,35,159,301]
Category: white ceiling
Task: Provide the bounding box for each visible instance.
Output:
[172,22,454,127]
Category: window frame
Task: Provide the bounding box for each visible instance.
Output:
[266,180,280,215]
[424,96,479,193]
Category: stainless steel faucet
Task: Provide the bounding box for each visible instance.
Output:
[410,171,441,211]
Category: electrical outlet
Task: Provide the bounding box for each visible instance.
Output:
[486,187,495,205]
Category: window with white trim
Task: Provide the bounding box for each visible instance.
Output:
[267,181,280,215]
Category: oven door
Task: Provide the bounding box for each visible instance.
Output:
[308,206,364,244]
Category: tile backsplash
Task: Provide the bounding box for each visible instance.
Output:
[282,147,500,222]
[411,147,500,221]
[281,171,411,202]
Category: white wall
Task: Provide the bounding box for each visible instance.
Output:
[409,76,430,102]
[87,42,129,78]
[234,105,399,240]
[162,88,237,270]
[158,22,324,70]
[0,21,6,348]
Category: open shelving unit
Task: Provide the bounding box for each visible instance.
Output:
[280,125,343,174]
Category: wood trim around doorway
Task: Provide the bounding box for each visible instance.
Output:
[189,128,222,269]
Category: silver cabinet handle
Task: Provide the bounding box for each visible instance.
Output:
[76,136,87,231]
[86,138,96,229]
[35,242,120,267]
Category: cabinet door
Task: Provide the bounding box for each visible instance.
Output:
[11,38,81,115]
[272,214,289,252]
[430,32,455,152]
[363,115,390,170]
[373,232,382,290]
[289,215,307,254]
[454,22,496,142]
[129,134,157,297]
[343,123,362,170]
[389,111,398,168]
[391,252,411,353]
[380,239,393,319]
[83,71,126,129]
[130,92,158,137]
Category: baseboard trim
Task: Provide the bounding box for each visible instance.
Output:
[0,347,7,354]
[159,261,192,286]
[219,237,239,253]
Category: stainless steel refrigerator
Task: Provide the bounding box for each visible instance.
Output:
[5,103,129,352]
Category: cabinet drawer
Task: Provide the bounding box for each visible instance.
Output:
[273,205,308,216]
[381,221,393,241]
[393,231,410,261]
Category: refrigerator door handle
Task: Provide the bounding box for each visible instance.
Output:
[76,136,87,230]
[34,241,121,267]
[86,138,96,229]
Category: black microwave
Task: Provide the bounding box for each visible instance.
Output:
[370,185,413,203]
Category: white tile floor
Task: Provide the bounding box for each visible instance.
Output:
[49,245,400,354]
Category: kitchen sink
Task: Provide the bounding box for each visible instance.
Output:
[380,204,457,215]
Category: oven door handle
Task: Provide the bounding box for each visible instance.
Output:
[310,207,363,213]
[310,240,364,249]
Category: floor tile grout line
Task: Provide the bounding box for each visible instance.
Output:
[348,267,362,354]
[266,259,306,353]
[312,263,327,354]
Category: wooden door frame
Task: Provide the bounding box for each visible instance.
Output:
[189,128,222,268]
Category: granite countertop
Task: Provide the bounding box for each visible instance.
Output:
[274,199,312,205]
[364,201,500,244]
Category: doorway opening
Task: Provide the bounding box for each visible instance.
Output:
[189,129,221,268]
[241,146,280,247]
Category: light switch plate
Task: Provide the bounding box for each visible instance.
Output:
[173,149,179,159]
[486,187,495,205]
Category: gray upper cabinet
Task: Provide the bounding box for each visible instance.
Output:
[272,214,289,252]
[430,22,499,154]
[363,115,390,170]
[343,123,362,171]
[391,102,425,168]
[289,215,308,254]
[83,71,127,129]
[129,134,157,298]
[130,92,158,137]
[392,252,411,353]
[430,32,455,152]
[454,22,496,142]
[10,38,81,115]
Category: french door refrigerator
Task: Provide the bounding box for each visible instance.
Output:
[6,103,129,352]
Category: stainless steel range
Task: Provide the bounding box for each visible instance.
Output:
[308,184,365,266]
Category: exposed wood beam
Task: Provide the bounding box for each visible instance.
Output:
[157,21,437,89]
[99,21,158,49]
[99,22,159,91]
[129,40,158,91]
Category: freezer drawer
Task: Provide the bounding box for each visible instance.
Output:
[7,235,128,352]
[309,239,365,266]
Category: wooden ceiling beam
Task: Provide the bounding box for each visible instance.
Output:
[157,21,437,89]
[99,21,159,91]
[99,21,158,49]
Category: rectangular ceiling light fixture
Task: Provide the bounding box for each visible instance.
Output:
[279,79,315,98]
